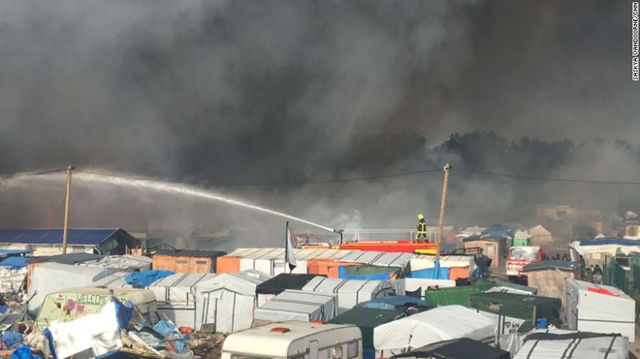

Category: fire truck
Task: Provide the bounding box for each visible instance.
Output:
[506,245,547,283]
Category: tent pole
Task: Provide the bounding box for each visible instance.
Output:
[436,163,451,261]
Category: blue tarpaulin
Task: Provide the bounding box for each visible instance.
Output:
[579,238,640,246]
[338,271,394,281]
[0,256,29,268]
[409,260,449,279]
[357,296,435,311]
[2,331,23,349]
[482,225,517,238]
[125,270,174,287]
[113,298,134,329]
[0,249,34,256]
[11,347,42,359]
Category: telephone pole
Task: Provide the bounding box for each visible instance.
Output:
[436,163,451,260]
[62,165,75,255]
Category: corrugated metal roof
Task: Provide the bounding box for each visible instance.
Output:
[0,229,134,246]
[26,253,104,264]
[153,249,227,259]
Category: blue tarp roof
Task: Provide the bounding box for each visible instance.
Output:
[0,256,29,268]
[482,225,517,238]
[0,249,34,256]
[579,238,640,247]
[0,229,133,246]
[357,296,435,311]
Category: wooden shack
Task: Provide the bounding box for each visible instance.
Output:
[522,260,582,309]
[152,249,226,273]
[462,235,508,268]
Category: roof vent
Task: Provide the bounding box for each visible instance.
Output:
[270,327,291,333]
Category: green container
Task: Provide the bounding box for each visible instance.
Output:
[329,306,402,348]
[424,282,496,306]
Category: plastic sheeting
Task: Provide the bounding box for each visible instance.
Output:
[374,305,495,355]
[339,265,401,280]
[194,270,270,333]
[423,282,495,307]
[125,270,174,287]
[565,279,636,341]
[329,307,402,349]
[254,289,338,322]
[337,251,413,268]
[513,329,628,359]
[78,255,152,272]
[410,255,476,274]
[0,266,27,291]
[390,338,511,359]
[28,263,115,315]
[301,277,395,313]
[47,301,122,358]
[357,296,435,312]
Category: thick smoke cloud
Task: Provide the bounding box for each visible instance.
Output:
[0,1,638,245]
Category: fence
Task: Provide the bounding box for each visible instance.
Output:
[603,260,640,294]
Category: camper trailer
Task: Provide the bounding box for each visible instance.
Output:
[222,321,363,359]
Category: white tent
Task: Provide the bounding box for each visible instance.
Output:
[337,251,412,268]
[92,272,131,288]
[195,271,270,333]
[301,277,395,313]
[238,248,309,275]
[147,273,217,329]
[77,255,152,271]
[28,263,115,315]
[513,329,628,359]
[391,278,456,297]
[565,279,635,341]
[254,289,338,322]
[409,255,476,273]
[529,225,553,246]
[373,305,494,356]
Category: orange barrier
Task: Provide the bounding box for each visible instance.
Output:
[216,256,242,274]
[308,259,358,277]
[448,267,470,280]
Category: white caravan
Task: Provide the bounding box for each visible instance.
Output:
[222,321,363,359]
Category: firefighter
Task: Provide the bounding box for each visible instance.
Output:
[416,214,428,242]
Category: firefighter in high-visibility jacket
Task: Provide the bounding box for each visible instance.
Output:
[416,214,427,242]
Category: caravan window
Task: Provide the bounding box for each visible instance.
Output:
[347,342,358,359]
[176,259,188,264]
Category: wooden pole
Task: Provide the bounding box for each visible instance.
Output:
[62,165,74,255]
[284,221,289,274]
[436,163,451,261]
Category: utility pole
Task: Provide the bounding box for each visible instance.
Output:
[62,165,75,255]
[436,163,451,260]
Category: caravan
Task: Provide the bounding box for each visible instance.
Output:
[222,321,363,359]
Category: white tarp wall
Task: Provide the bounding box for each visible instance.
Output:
[78,255,152,272]
[238,248,309,276]
[195,271,270,333]
[28,263,115,315]
[392,278,456,297]
[92,272,131,288]
[147,273,217,329]
[565,279,636,342]
[254,289,338,322]
[337,251,413,268]
[374,305,494,357]
[301,277,395,313]
[409,255,476,273]
[513,329,628,359]
[0,266,27,291]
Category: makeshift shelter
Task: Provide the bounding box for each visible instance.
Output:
[255,273,323,304]
[146,272,217,329]
[254,289,338,323]
[463,235,508,268]
[565,279,635,341]
[301,277,395,313]
[329,306,402,352]
[339,264,403,280]
[77,255,152,272]
[237,248,308,275]
[216,248,351,275]
[194,271,270,333]
[357,296,435,313]
[152,249,226,273]
[35,286,157,330]
[513,230,532,247]
[374,305,494,356]
[28,263,115,315]
[529,225,553,247]
[468,291,562,332]
[92,272,131,288]
[423,282,495,306]
[522,260,582,308]
[392,278,455,298]
[409,255,476,273]
[513,329,628,359]
[337,251,413,268]
[390,338,511,359]
[488,280,537,295]
[26,253,104,291]
[307,258,359,278]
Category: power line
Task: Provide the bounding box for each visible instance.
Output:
[454,168,640,185]
[74,168,443,187]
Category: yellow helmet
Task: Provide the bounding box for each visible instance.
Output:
[417,214,424,220]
